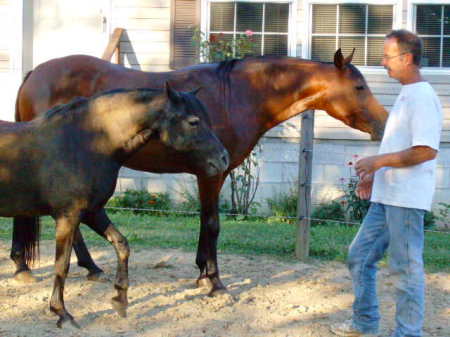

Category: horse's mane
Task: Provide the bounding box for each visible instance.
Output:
[216,58,241,82]
[40,96,88,121]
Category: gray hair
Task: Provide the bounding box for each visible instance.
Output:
[386,29,423,66]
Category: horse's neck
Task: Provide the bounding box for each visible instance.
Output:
[82,104,144,157]
[235,60,324,134]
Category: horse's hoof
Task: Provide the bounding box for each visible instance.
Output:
[111,297,128,318]
[196,277,212,289]
[56,313,80,329]
[87,271,109,283]
[208,287,228,297]
[14,270,38,284]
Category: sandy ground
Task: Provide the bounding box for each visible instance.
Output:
[0,240,448,337]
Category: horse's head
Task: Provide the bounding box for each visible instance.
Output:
[149,83,229,176]
[317,49,388,140]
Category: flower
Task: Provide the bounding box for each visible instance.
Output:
[209,34,217,43]
[148,200,156,205]
[348,161,353,166]
[245,29,253,37]
[340,177,346,183]
[353,154,359,159]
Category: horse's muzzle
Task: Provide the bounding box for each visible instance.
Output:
[206,149,230,176]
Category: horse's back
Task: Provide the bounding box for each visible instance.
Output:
[16,55,151,121]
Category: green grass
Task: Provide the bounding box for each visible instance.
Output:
[0,212,448,272]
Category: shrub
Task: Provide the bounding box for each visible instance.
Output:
[311,201,346,226]
[177,187,232,216]
[107,190,172,216]
[424,210,436,230]
[436,202,450,229]
[266,188,298,223]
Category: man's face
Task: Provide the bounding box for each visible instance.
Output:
[381,38,409,80]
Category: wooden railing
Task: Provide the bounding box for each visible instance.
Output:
[102,28,125,63]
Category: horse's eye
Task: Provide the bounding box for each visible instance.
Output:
[355,85,365,91]
[187,116,200,127]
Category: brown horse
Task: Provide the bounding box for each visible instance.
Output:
[2,85,228,328]
[13,50,387,296]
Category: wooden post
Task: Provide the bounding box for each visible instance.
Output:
[296,110,315,260]
[102,28,125,63]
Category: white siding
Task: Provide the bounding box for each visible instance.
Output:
[112,0,172,71]
[0,0,22,121]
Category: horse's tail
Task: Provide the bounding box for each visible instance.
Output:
[15,70,33,122]
[13,216,41,265]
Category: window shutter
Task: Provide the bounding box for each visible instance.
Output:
[367,37,384,66]
[170,0,200,69]
[339,37,365,64]
[236,3,263,32]
[265,3,289,33]
[210,2,234,31]
[444,6,450,35]
[264,3,289,55]
[443,38,450,67]
[311,37,336,62]
[416,5,441,35]
[312,5,336,34]
[368,5,393,34]
[339,4,365,34]
[421,37,441,67]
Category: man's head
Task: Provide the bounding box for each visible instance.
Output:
[382,30,423,83]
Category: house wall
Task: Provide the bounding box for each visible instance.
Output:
[114,0,450,213]
[0,0,448,213]
[112,0,172,71]
[0,0,22,121]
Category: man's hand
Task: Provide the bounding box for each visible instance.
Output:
[355,155,381,180]
[356,173,374,200]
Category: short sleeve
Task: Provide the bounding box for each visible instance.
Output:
[409,87,442,151]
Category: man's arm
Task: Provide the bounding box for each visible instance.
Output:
[355,146,437,179]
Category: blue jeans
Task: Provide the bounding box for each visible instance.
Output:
[347,203,425,337]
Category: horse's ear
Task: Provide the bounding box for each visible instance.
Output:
[164,81,180,102]
[334,48,355,69]
[190,87,202,96]
[344,48,355,66]
[334,49,345,69]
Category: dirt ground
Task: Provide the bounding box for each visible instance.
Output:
[0,240,448,337]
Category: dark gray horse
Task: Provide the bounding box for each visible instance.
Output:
[0,84,229,328]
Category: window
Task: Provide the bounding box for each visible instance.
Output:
[208,1,290,56]
[414,4,450,67]
[310,4,394,66]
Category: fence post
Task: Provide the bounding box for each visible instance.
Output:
[296,110,315,260]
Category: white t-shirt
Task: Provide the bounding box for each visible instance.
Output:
[371,81,442,211]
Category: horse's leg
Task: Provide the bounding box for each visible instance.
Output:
[72,227,105,281]
[10,217,105,283]
[10,217,39,283]
[195,174,227,296]
[82,209,129,317]
[50,214,79,328]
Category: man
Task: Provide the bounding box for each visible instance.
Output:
[330,30,442,337]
